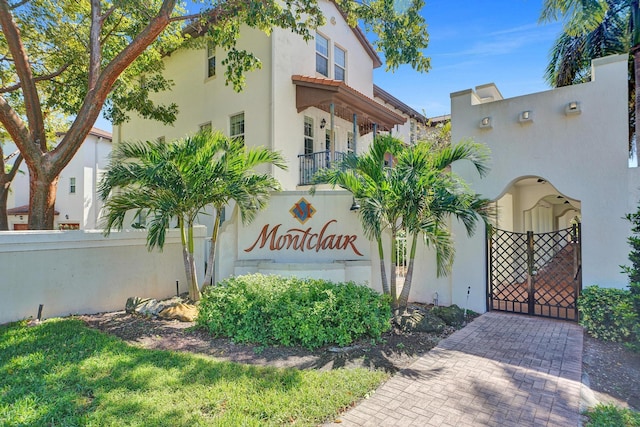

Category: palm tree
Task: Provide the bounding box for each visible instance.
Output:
[200,136,287,289]
[99,130,286,301]
[540,0,637,148]
[313,135,403,299]
[395,140,492,308]
[314,135,492,309]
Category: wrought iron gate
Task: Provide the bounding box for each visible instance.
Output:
[488,225,581,321]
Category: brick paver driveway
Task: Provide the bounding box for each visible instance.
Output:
[326,312,583,426]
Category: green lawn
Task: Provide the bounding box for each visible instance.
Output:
[0,318,387,426]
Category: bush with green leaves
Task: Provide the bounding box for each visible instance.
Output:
[578,285,637,342]
[196,274,392,349]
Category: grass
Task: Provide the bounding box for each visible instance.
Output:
[0,318,388,426]
[584,404,640,427]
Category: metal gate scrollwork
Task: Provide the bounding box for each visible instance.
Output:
[488,225,581,321]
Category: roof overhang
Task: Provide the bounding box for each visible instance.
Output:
[292,75,406,135]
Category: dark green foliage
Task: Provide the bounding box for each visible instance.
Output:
[196,274,392,349]
[622,209,640,284]
[578,286,637,342]
[430,304,466,327]
[584,403,640,427]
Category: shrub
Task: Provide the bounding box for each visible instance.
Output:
[578,285,637,342]
[584,403,640,427]
[196,274,392,349]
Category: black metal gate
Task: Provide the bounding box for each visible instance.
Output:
[488,225,581,321]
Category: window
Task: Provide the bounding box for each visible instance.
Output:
[230,112,245,141]
[316,33,329,77]
[200,122,212,132]
[207,42,216,78]
[69,177,76,194]
[347,131,354,154]
[334,45,346,81]
[304,116,314,155]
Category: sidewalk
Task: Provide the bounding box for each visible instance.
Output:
[325,312,584,426]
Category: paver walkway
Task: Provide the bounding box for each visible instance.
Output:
[326,312,583,426]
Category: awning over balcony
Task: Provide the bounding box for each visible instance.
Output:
[292,75,406,135]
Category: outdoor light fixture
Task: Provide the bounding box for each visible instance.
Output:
[519,110,533,123]
[479,116,492,128]
[565,101,581,115]
[320,118,327,129]
[350,197,360,211]
[65,214,69,220]
[537,178,546,183]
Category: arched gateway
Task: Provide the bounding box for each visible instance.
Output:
[488,177,582,320]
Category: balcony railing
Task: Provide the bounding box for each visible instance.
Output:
[298,150,346,185]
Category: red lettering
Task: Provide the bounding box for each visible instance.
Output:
[243,220,363,256]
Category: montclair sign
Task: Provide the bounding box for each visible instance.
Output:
[244,219,363,256]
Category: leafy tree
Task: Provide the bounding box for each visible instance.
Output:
[99,130,286,301]
[314,135,491,309]
[0,0,431,230]
[540,0,638,148]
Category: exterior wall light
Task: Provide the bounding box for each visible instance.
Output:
[479,116,492,129]
[350,197,360,211]
[519,110,533,123]
[320,118,326,129]
[565,101,581,115]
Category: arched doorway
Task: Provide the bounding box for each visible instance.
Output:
[488,177,582,320]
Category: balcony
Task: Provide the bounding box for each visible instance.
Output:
[298,150,346,185]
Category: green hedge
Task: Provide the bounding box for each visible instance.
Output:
[196,274,392,349]
[578,285,638,342]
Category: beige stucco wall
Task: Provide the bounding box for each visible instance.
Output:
[118,0,380,192]
[0,227,206,324]
[450,54,640,313]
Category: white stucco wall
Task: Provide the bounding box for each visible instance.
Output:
[0,227,206,324]
[450,54,640,313]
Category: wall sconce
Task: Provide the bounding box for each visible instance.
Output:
[65,214,69,220]
[349,197,360,211]
[519,110,533,123]
[320,118,326,129]
[19,215,23,220]
[479,116,492,129]
[565,101,581,115]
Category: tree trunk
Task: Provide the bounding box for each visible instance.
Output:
[377,237,389,295]
[398,232,419,308]
[28,171,58,230]
[390,229,398,309]
[0,183,9,230]
[634,44,640,156]
[202,208,221,291]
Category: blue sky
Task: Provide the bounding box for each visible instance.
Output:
[95,0,563,130]
[373,0,563,118]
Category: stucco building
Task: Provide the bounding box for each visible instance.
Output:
[7,127,112,230]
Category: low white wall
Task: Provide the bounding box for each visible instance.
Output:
[0,227,206,324]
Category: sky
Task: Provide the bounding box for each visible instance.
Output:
[95,0,563,130]
[373,0,563,118]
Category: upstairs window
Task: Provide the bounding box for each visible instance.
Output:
[347,131,354,153]
[334,45,346,81]
[207,42,216,78]
[230,112,245,141]
[69,177,76,194]
[200,122,212,132]
[304,116,314,154]
[316,33,329,77]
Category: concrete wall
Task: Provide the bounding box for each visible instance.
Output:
[0,227,206,324]
[450,54,640,313]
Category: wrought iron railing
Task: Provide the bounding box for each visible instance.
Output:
[298,150,346,185]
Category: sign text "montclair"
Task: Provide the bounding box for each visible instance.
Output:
[244,220,363,256]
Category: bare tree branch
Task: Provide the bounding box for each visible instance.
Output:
[0,0,46,152]
[0,63,70,93]
[88,0,102,90]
